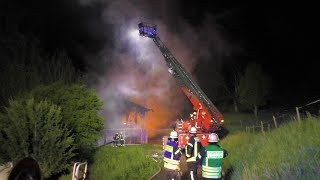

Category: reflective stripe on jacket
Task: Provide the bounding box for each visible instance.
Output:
[197,145,225,179]
[163,141,181,170]
[186,136,201,162]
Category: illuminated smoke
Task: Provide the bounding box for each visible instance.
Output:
[77,0,232,138]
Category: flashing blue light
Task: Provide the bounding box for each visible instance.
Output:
[138,22,157,38]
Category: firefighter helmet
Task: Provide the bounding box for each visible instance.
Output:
[189,127,197,134]
[208,133,219,142]
[170,131,178,139]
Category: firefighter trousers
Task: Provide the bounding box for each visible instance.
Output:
[187,162,198,180]
[166,169,181,180]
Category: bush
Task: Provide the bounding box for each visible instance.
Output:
[0,98,74,178]
[27,82,104,159]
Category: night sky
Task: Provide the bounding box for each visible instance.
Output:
[2,1,320,109]
[179,3,320,107]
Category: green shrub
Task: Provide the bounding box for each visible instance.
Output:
[27,82,104,159]
[0,98,74,178]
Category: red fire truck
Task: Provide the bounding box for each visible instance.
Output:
[138,22,225,149]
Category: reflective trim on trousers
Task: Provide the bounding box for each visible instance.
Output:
[190,171,194,180]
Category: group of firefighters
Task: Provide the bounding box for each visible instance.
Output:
[112,131,125,147]
[164,127,228,180]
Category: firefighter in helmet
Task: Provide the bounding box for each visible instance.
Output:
[186,126,201,180]
[163,130,182,180]
[190,112,197,121]
[113,133,120,147]
[197,133,228,180]
[119,131,125,146]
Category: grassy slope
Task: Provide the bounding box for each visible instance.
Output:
[220,116,320,179]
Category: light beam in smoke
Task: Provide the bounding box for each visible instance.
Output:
[89,0,234,141]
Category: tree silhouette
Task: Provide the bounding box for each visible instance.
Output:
[238,62,271,117]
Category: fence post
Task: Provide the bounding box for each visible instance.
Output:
[260,121,264,133]
[296,107,301,123]
[252,126,255,133]
[273,115,278,128]
[268,124,270,131]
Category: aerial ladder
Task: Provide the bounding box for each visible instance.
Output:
[138,22,224,148]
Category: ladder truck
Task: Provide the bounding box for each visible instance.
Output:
[138,22,225,148]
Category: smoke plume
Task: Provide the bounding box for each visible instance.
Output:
[77,0,232,138]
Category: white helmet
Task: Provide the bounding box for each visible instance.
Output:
[208,133,219,142]
[170,131,178,139]
[189,127,197,134]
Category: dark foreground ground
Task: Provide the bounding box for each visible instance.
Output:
[150,154,202,180]
[150,154,230,180]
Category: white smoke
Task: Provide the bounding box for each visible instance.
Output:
[77,0,233,130]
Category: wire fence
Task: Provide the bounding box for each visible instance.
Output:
[246,98,320,133]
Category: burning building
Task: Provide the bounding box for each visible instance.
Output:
[102,99,152,145]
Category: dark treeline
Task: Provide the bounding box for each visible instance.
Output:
[0,1,105,178]
[0,0,96,107]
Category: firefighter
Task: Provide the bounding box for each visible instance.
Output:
[119,132,125,146]
[164,130,182,180]
[190,112,197,120]
[196,133,228,180]
[186,126,201,180]
[113,133,119,147]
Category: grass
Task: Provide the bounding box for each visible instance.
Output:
[222,111,289,134]
[223,112,257,134]
[89,144,162,180]
[220,116,320,179]
[59,144,162,180]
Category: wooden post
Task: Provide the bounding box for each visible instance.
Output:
[296,107,301,123]
[268,124,270,131]
[261,121,264,133]
[252,126,255,133]
[273,115,278,128]
[240,120,243,128]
